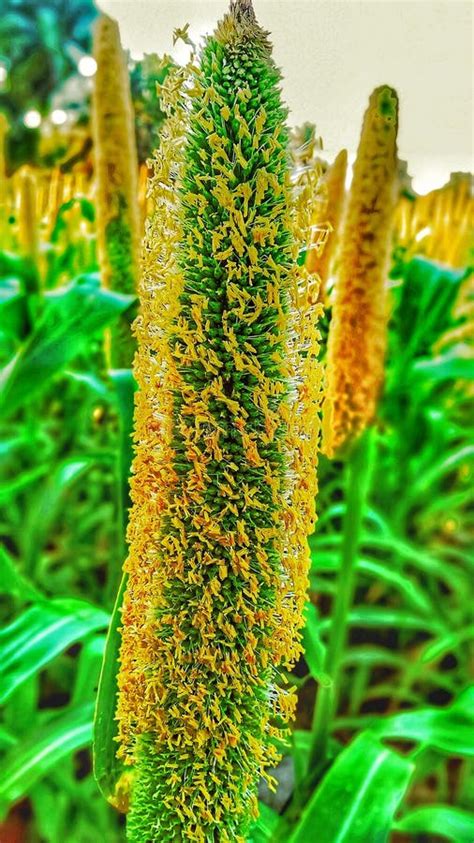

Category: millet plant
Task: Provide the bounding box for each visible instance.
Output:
[322,86,399,458]
[91,14,140,368]
[309,85,399,770]
[114,0,323,839]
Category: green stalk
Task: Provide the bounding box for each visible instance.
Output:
[308,427,374,773]
[94,368,136,803]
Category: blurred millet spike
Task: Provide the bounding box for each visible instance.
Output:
[323,86,399,457]
[91,14,140,366]
[306,148,348,301]
[115,1,323,840]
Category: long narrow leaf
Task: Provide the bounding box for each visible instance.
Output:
[0,703,94,819]
[0,598,109,704]
[288,732,413,842]
[394,805,474,842]
[0,275,135,419]
[93,572,127,801]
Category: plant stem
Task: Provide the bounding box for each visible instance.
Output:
[307,426,374,773]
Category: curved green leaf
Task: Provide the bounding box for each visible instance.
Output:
[370,687,474,756]
[249,803,280,842]
[0,275,135,419]
[0,598,109,704]
[288,732,414,843]
[93,571,127,801]
[0,545,41,600]
[394,805,474,842]
[318,607,444,634]
[413,348,474,383]
[311,552,432,615]
[422,625,474,663]
[302,601,328,681]
[21,457,94,575]
[0,703,94,819]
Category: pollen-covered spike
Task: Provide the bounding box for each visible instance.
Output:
[323,86,399,457]
[306,148,348,301]
[116,3,323,841]
[91,13,140,367]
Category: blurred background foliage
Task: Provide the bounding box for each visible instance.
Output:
[0,0,170,172]
[0,1,473,842]
[0,0,98,169]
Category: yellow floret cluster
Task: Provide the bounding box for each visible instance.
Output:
[323,86,399,457]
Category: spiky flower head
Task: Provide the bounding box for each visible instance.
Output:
[306,148,348,300]
[115,1,323,840]
[92,14,140,366]
[394,172,473,270]
[323,86,399,457]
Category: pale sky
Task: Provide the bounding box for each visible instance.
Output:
[99,0,473,194]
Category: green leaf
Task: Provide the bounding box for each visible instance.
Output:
[357,560,432,614]
[29,780,69,843]
[342,646,405,670]
[0,726,17,750]
[408,444,474,502]
[0,598,109,704]
[288,732,414,843]
[111,368,136,500]
[249,803,280,842]
[72,635,106,705]
[318,607,444,634]
[50,198,95,243]
[0,703,94,819]
[392,257,467,360]
[0,278,27,340]
[413,348,474,382]
[93,370,136,798]
[110,369,136,577]
[0,275,135,419]
[0,545,42,600]
[370,687,474,756]
[361,533,468,592]
[21,457,94,575]
[93,572,127,801]
[293,731,321,789]
[422,625,474,663]
[293,693,474,774]
[302,602,328,681]
[394,805,474,842]
[0,252,29,279]
[311,552,432,615]
[65,369,112,400]
[0,464,49,503]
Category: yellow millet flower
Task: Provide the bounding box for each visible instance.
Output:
[306,148,348,299]
[92,14,140,366]
[323,86,399,457]
[115,2,323,840]
[394,172,473,269]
